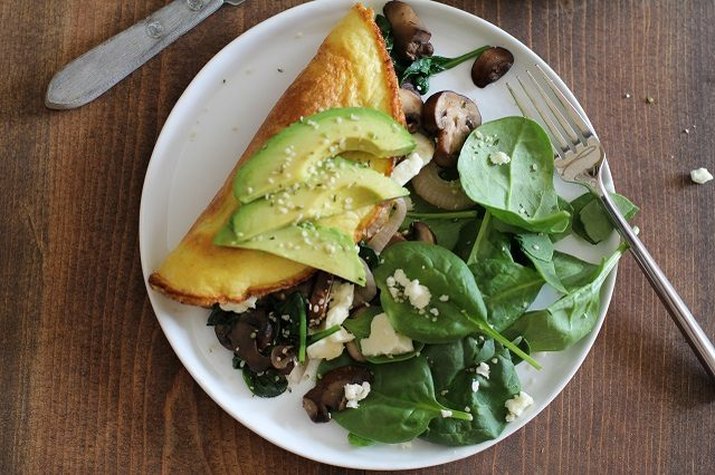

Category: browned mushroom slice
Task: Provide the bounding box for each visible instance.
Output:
[471,47,514,88]
[423,91,481,168]
[230,310,273,372]
[308,272,334,328]
[384,1,434,62]
[398,87,423,133]
[302,365,373,423]
[406,221,436,244]
[270,345,296,375]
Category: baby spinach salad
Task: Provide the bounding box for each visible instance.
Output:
[205,1,638,450]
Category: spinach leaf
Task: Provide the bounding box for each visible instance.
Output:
[402,193,479,252]
[466,212,512,265]
[374,14,393,53]
[241,367,288,398]
[466,213,543,331]
[552,251,598,292]
[400,46,491,94]
[332,356,472,444]
[342,307,424,364]
[515,233,567,293]
[579,193,639,244]
[306,324,341,346]
[347,433,376,447]
[568,192,639,244]
[458,117,570,234]
[375,241,539,367]
[375,242,487,343]
[421,338,521,446]
[358,242,379,269]
[507,245,625,351]
[550,196,574,242]
[470,259,543,332]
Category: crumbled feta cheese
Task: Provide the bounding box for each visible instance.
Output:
[438,294,449,302]
[471,380,480,392]
[306,283,355,360]
[344,382,371,409]
[476,362,490,379]
[220,296,257,314]
[489,151,512,165]
[440,409,453,418]
[505,391,534,422]
[391,152,425,186]
[360,313,414,356]
[690,167,713,184]
[387,269,432,310]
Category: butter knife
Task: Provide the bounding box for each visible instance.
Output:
[46,0,247,110]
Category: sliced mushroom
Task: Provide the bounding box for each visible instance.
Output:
[406,221,436,244]
[270,345,296,375]
[345,341,367,362]
[412,162,475,210]
[384,1,434,62]
[302,365,373,423]
[471,47,514,88]
[399,87,423,133]
[308,272,334,328]
[229,310,273,373]
[423,91,482,168]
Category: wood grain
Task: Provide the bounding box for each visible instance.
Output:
[1,0,713,473]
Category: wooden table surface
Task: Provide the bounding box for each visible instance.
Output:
[2,0,714,473]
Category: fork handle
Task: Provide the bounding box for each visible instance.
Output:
[596,181,715,381]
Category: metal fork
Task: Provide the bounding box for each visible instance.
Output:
[508,65,715,381]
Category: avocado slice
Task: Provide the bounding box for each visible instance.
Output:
[225,157,408,241]
[233,107,415,204]
[214,222,366,285]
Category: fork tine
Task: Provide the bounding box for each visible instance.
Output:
[507,78,571,157]
[525,70,584,148]
[533,65,594,140]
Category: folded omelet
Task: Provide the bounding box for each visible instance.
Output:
[149,4,403,307]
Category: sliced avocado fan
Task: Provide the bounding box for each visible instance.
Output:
[233,107,415,204]
[224,156,408,242]
[215,222,366,285]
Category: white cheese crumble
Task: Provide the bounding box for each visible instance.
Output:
[476,362,490,379]
[489,151,512,165]
[387,269,432,310]
[440,409,453,418]
[438,294,449,302]
[219,296,257,314]
[505,391,534,422]
[344,382,371,409]
[391,151,425,186]
[471,380,480,392]
[360,313,414,357]
[306,282,355,360]
[690,167,713,184]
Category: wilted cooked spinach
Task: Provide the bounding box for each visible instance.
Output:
[421,337,521,446]
[458,117,571,234]
[400,46,491,94]
[375,13,491,94]
[332,356,472,444]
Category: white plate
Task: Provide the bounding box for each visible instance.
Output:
[139,0,618,470]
